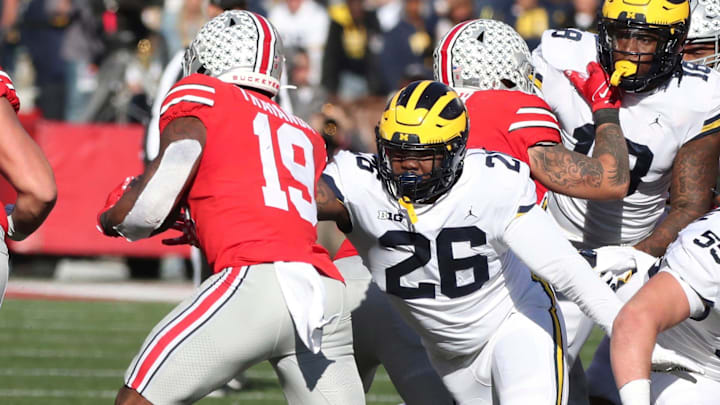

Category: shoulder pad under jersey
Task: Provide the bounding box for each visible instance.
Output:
[538,28,598,73]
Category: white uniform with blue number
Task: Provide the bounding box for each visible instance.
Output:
[324,149,622,404]
[642,208,720,405]
[592,209,720,405]
[532,28,720,248]
[659,208,720,382]
[531,30,720,380]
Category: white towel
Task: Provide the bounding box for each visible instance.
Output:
[275,261,338,354]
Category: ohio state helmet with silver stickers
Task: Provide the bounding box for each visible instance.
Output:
[183,10,284,96]
[688,0,720,69]
[433,19,534,93]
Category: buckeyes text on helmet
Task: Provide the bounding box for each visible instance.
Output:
[433,19,534,93]
[182,10,284,96]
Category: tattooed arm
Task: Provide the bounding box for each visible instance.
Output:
[634,133,720,257]
[528,120,630,200]
[316,175,352,232]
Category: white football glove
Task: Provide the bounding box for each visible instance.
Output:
[651,343,705,374]
[579,246,658,291]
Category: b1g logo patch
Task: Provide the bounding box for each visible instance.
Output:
[378,210,404,222]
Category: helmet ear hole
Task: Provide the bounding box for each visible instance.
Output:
[500,79,517,90]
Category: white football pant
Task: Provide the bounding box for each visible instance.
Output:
[337,255,454,404]
[123,263,365,404]
[426,279,569,405]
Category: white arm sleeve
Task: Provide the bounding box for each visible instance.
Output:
[115,139,201,241]
[146,50,185,162]
[504,206,623,335]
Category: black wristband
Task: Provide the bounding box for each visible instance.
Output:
[593,108,620,126]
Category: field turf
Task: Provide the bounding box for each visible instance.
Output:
[0,298,605,404]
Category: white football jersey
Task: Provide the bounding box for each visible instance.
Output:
[532,28,720,247]
[657,208,720,381]
[323,149,551,356]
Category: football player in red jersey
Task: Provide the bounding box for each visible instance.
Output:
[435,18,630,204]
[97,11,364,405]
[0,68,56,309]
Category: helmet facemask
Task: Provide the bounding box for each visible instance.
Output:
[598,10,688,93]
[685,36,720,68]
[376,131,467,204]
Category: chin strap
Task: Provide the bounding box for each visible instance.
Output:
[398,197,418,224]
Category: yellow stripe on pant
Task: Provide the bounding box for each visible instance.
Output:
[532,274,565,405]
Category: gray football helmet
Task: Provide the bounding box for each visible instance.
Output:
[433,19,534,93]
[183,10,284,96]
[687,0,720,69]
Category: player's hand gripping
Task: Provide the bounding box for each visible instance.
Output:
[651,343,705,374]
[161,206,199,247]
[96,176,138,236]
[579,246,658,291]
[565,61,621,112]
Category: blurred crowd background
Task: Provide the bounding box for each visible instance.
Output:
[2,0,602,155]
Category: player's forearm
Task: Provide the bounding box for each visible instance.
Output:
[611,304,656,389]
[591,115,630,196]
[640,134,720,256]
[504,207,622,334]
[634,208,703,257]
[8,191,56,240]
[316,175,351,231]
[529,143,627,201]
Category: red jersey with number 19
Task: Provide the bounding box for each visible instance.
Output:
[159,74,341,281]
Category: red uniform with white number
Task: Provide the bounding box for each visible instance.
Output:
[159,73,341,281]
[334,88,561,259]
[123,74,362,404]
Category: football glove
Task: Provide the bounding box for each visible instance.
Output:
[651,343,705,375]
[579,246,658,291]
[0,68,20,113]
[161,206,199,247]
[565,61,621,112]
[97,175,138,236]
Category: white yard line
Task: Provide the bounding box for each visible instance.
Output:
[6,279,194,303]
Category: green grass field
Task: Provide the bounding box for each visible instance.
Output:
[0,298,605,404]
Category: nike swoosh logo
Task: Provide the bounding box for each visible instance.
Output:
[597,87,609,99]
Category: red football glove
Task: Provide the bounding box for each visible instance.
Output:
[564,61,621,112]
[0,69,20,113]
[162,206,199,247]
[97,176,137,235]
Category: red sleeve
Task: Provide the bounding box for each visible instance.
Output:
[158,74,219,133]
[0,68,20,113]
[505,92,561,148]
